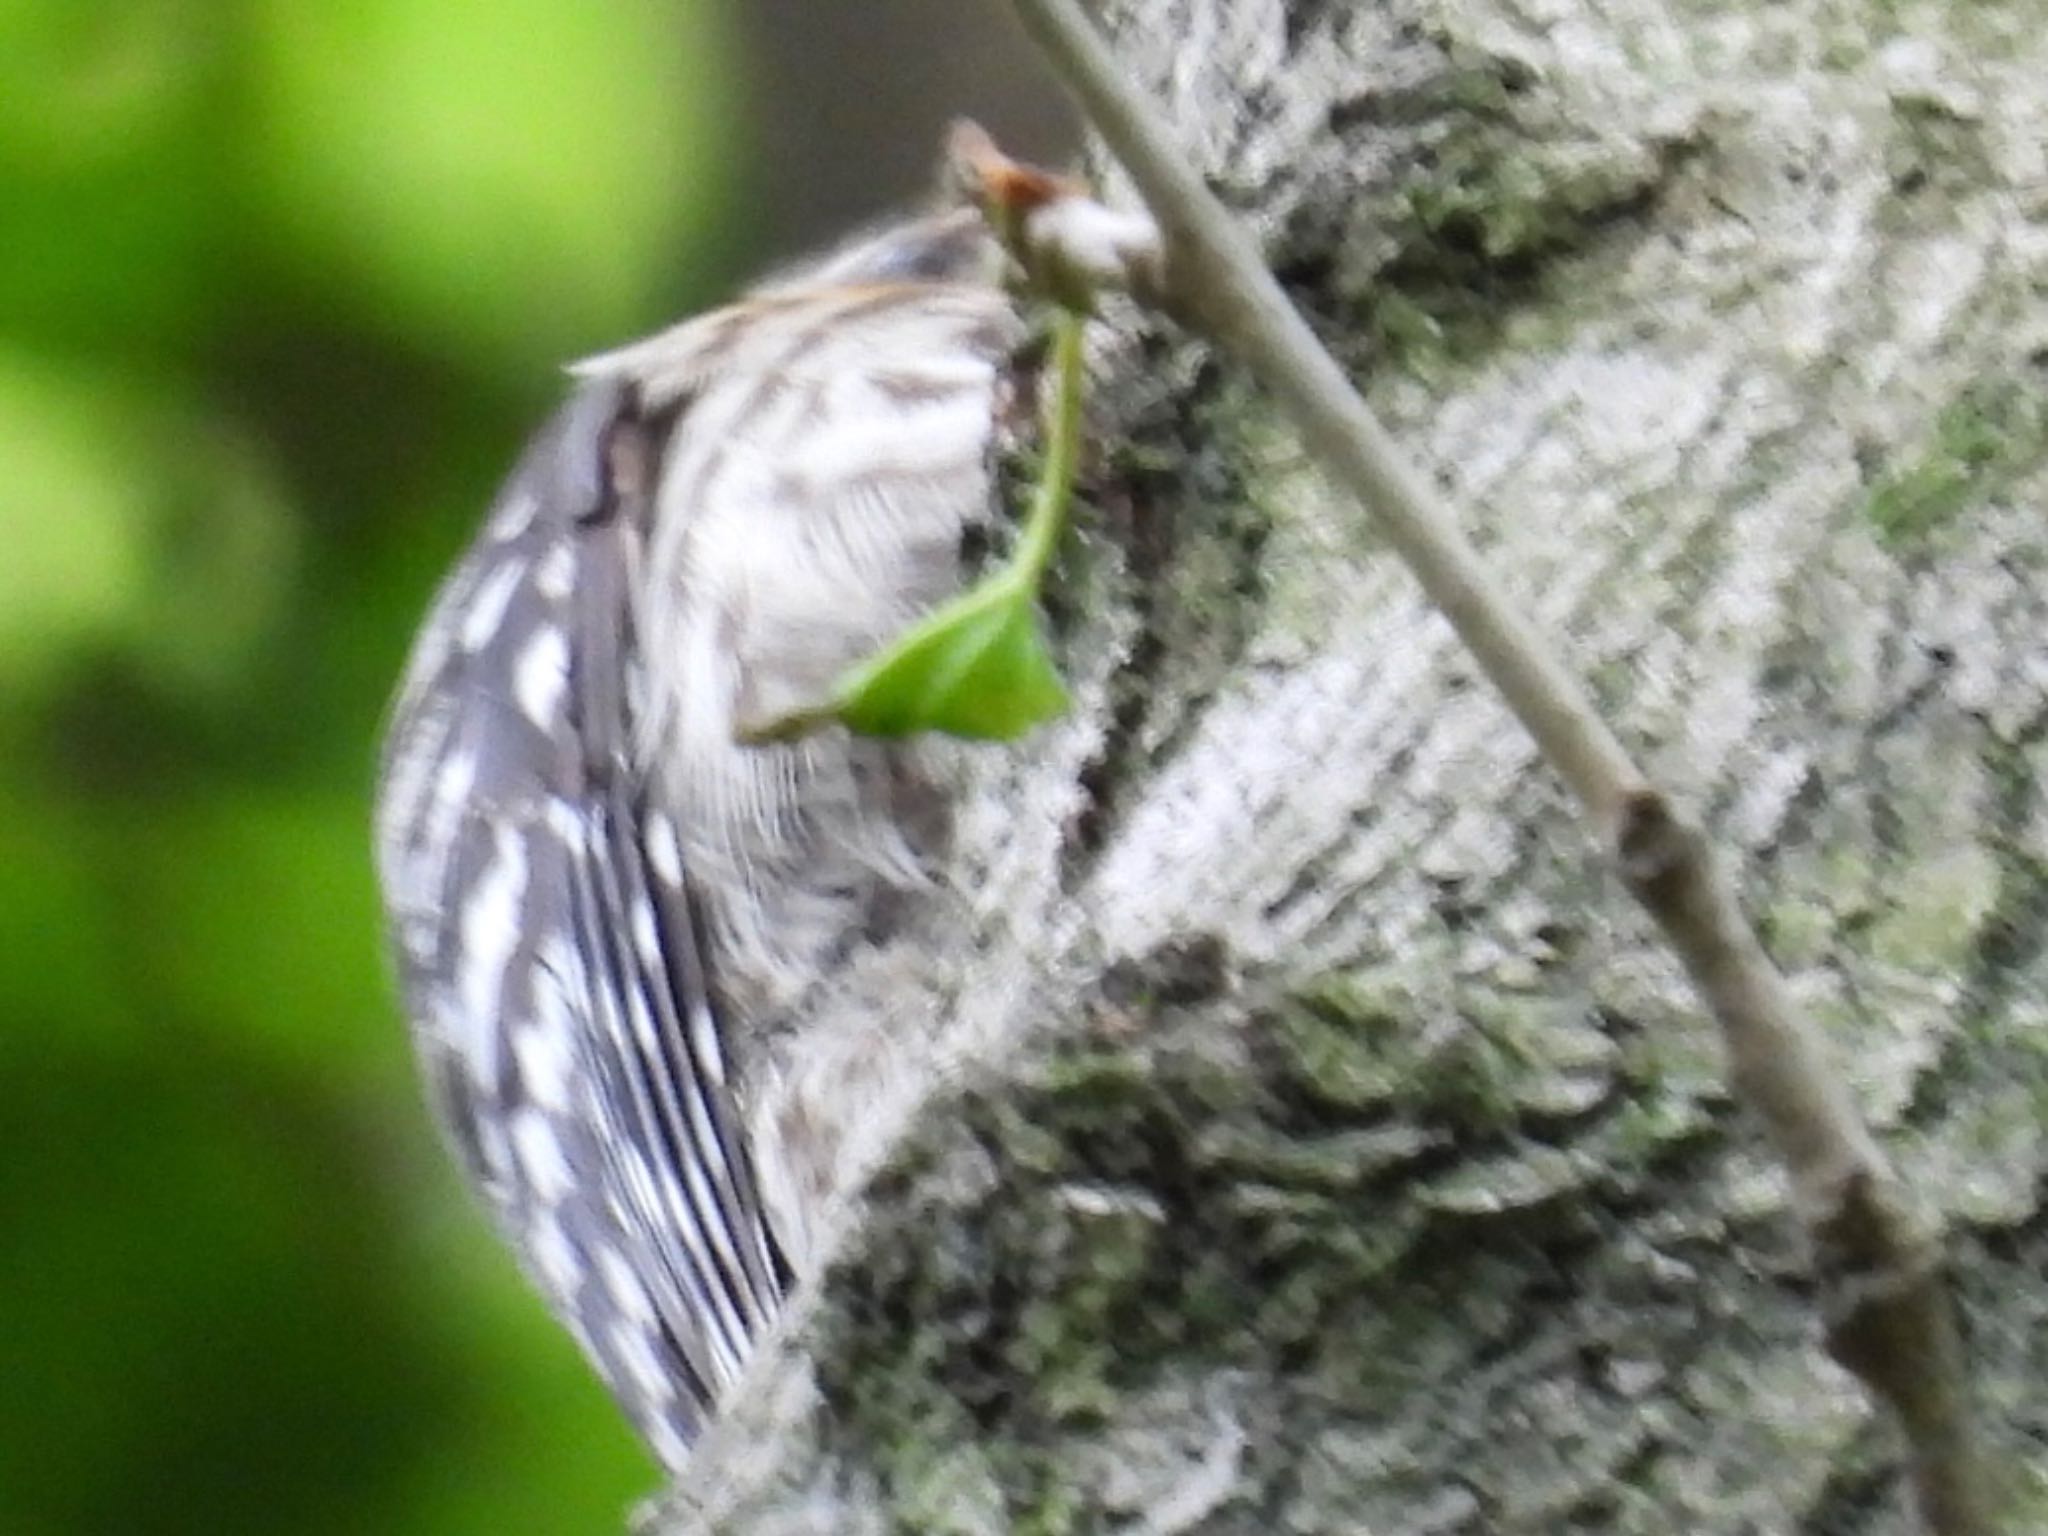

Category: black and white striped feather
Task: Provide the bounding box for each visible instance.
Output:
[373,210,1026,1469]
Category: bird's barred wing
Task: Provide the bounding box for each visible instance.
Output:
[373,381,782,1469]
[376,214,1029,1471]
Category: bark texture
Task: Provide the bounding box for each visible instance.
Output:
[647,1,2048,1530]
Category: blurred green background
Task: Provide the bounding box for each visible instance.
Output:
[0,3,1063,1531]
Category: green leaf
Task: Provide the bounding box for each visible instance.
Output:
[834,573,1069,741]
[737,310,1088,747]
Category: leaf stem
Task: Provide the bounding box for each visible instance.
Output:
[1012,309,1087,588]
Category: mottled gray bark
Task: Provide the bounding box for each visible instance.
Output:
[646,1,2048,1531]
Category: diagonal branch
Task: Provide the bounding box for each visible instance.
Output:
[999,0,1990,1530]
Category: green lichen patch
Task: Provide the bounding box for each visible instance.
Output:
[1895,1077,2044,1228]
[1195,1120,1447,1193]
[1362,109,1693,373]
[1416,1142,1593,1216]
[1861,841,2002,974]
[1583,1092,1719,1169]
[1465,992,1622,1118]
[811,1037,1280,1525]
[1271,970,1630,1138]
[1266,975,1415,1114]
[801,955,1828,1534]
[1863,378,2048,550]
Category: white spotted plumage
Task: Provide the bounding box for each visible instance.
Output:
[512,626,570,727]
[372,207,1028,1469]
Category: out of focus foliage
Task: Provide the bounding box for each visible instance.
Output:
[0,2,745,1531]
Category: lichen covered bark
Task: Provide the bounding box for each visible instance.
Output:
[646,1,2048,1530]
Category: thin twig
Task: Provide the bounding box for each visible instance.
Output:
[1000,0,1988,1529]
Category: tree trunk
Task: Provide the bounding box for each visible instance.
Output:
[647,1,2048,1530]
